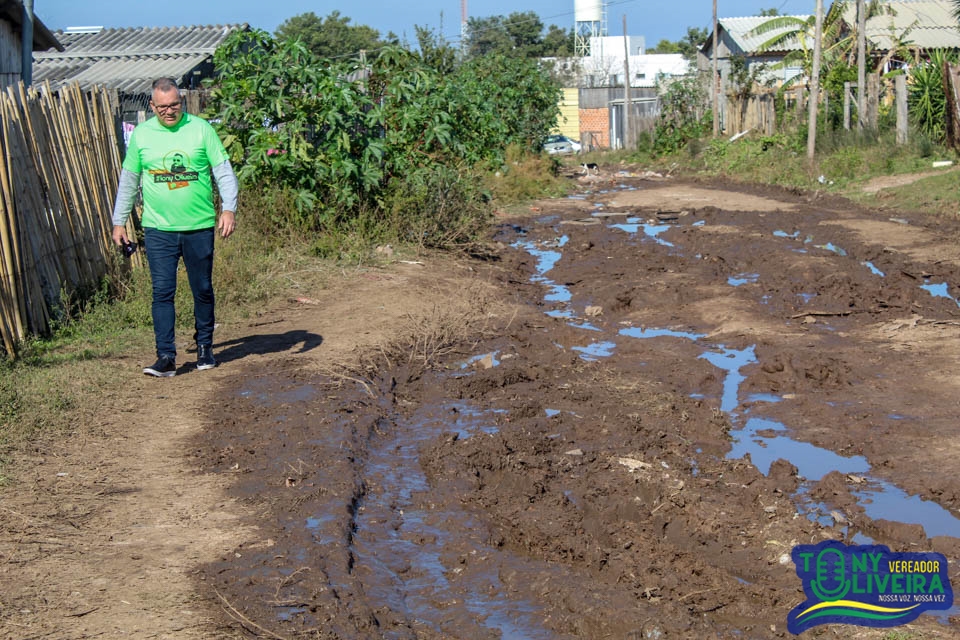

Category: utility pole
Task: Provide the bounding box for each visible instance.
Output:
[22,0,34,86]
[807,0,824,163]
[461,0,468,56]
[712,0,719,136]
[622,15,632,150]
[856,0,866,130]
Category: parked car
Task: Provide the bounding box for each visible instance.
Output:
[542,134,582,155]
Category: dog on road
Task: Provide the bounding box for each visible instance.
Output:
[580,162,599,175]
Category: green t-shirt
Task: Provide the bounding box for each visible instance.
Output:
[122,113,230,231]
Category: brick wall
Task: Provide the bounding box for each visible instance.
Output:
[579,108,609,150]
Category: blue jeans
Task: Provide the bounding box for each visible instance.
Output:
[144,227,215,358]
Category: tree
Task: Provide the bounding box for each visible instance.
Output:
[466,16,513,57]
[648,27,707,62]
[649,39,680,54]
[415,25,457,75]
[464,12,574,58]
[542,25,576,57]
[275,11,382,59]
[758,8,780,16]
[504,11,545,57]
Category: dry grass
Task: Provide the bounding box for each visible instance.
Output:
[315,281,518,394]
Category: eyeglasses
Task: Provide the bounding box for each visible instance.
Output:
[152,101,181,113]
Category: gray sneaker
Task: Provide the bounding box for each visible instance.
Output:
[144,355,177,377]
[196,345,217,370]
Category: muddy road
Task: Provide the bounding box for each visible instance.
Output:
[7,174,960,640]
[191,175,960,639]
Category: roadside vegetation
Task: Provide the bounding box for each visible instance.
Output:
[3,11,960,477]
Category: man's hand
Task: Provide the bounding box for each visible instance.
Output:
[219,210,236,238]
[112,225,129,246]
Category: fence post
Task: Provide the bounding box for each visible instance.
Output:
[943,61,960,152]
[866,73,879,129]
[843,81,851,130]
[895,75,908,145]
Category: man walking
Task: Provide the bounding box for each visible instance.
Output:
[112,77,239,377]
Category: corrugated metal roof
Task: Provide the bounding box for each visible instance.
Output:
[720,16,811,54]
[39,24,244,56]
[33,24,246,93]
[843,0,960,50]
[33,53,213,93]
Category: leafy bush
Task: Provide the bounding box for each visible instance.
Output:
[206,30,563,235]
[909,50,958,144]
[653,74,710,154]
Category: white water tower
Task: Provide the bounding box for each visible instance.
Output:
[575,0,606,56]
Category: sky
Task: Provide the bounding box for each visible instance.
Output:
[34,0,814,49]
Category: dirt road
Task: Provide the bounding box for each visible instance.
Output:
[3,174,960,639]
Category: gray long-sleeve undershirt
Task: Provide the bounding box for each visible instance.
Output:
[111,160,239,227]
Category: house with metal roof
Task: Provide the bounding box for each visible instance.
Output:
[700,0,960,87]
[697,15,810,90]
[841,0,960,68]
[0,0,62,88]
[32,23,249,95]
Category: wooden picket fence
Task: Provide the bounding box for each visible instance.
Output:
[0,81,139,357]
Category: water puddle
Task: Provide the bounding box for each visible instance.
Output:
[745,393,782,404]
[734,418,960,538]
[711,364,960,539]
[728,273,759,287]
[921,281,960,307]
[544,284,572,303]
[773,230,800,239]
[698,346,757,414]
[729,417,870,479]
[512,238,573,306]
[619,327,705,341]
[610,219,675,247]
[814,242,847,256]
[567,320,602,331]
[572,340,617,361]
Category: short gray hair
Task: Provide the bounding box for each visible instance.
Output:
[152,77,179,92]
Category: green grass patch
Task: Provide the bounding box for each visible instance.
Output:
[846,168,960,217]
[627,128,960,207]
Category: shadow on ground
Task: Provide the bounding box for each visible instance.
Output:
[214,330,323,364]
